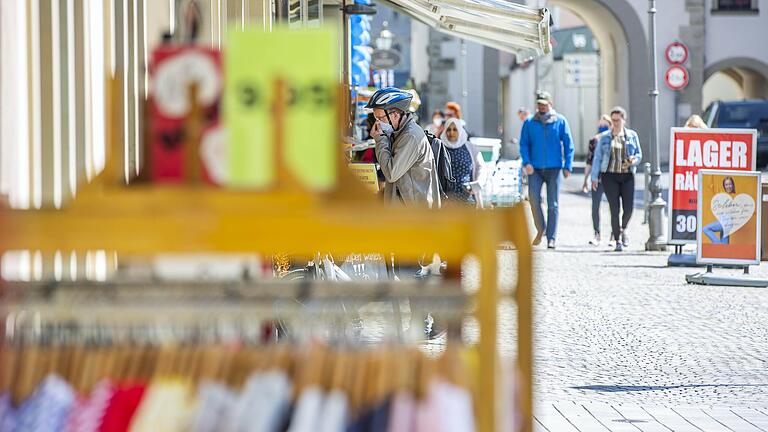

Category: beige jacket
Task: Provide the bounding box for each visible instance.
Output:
[374,114,441,208]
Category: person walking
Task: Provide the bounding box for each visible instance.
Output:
[367,87,441,208]
[517,107,531,122]
[684,114,708,129]
[440,118,486,205]
[425,109,445,136]
[444,101,475,138]
[582,114,612,246]
[520,90,575,249]
[590,106,643,251]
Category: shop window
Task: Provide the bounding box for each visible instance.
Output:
[712,0,759,13]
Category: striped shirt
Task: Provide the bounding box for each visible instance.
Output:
[607,130,628,173]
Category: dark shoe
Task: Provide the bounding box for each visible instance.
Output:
[621,231,629,247]
[532,230,544,246]
[547,239,556,249]
[614,242,624,252]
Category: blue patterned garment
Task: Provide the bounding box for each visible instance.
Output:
[15,375,75,432]
[0,393,17,432]
[445,144,474,203]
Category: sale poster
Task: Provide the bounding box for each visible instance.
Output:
[149,45,223,184]
[697,170,761,265]
[668,128,757,244]
[225,28,338,190]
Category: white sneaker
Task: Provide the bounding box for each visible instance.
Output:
[589,233,601,246]
[608,239,616,248]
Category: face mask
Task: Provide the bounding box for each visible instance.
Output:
[433,118,443,127]
[378,121,394,137]
[598,125,609,133]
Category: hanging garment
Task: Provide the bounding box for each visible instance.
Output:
[64,379,116,432]
[14,374,76,432]
[288,386,324,432]
[386,391,416,432]
[347,398,391,432]
[97,383,147,432]
[0,393,17,432]
[317,389,348,432]
[368,397,392,432]
[225,370,292,432]
[129,379,195,432]
[415,380,475,432]
[190,381,238,432]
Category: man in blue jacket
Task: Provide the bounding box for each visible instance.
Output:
[520,91,574,249]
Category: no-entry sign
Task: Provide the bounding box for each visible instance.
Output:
[668,128,757,245]
[665,65,689,91]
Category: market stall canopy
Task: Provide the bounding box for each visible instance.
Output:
[382,0,551,57]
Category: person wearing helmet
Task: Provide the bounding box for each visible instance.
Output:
[367,87,441,208]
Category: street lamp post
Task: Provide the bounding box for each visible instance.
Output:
[645,0,667,251]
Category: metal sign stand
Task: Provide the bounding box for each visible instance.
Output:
[686,265,768,287]
[668,244,703,267]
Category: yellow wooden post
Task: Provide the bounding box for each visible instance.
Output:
[508,204,533,432]
[185,84,203,185]
[474,210,500,432]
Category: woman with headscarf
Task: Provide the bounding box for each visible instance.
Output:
[440,118,486,205]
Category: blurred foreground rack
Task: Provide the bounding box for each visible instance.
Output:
[0,75,533,432]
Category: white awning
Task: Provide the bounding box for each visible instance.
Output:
[383,0,551,57]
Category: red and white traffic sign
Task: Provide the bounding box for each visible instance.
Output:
[665,41,688,65]
[665,65,689,91]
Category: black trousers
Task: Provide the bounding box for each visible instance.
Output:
[601,173,635,241]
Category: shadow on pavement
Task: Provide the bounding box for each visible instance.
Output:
[572,384,768,393]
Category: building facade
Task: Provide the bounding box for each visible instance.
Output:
[412,0,768,162]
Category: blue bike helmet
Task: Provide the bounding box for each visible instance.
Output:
[365,87,413,113]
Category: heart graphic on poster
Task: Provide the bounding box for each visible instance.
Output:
[710,193,755,237]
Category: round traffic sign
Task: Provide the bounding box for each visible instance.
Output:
[665,41,688,65]
[665,65,689,91]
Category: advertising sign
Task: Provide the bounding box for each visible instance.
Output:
[226,28,338,190]
[150,46,222,184]
[668,128,757,244]
[697,170,761,265]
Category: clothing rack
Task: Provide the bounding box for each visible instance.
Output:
[0,77,534,431]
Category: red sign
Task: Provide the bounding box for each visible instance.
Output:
[149,45,222,184]
[668,128,757,244]
[665,65,689,91]
[665,41,688,65]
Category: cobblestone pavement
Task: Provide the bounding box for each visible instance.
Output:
[358,173,768,428]
[527,175,768,410]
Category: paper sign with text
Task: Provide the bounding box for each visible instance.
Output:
[667,128,757,244]
[347,163,379,192]
[697,170,761,265]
